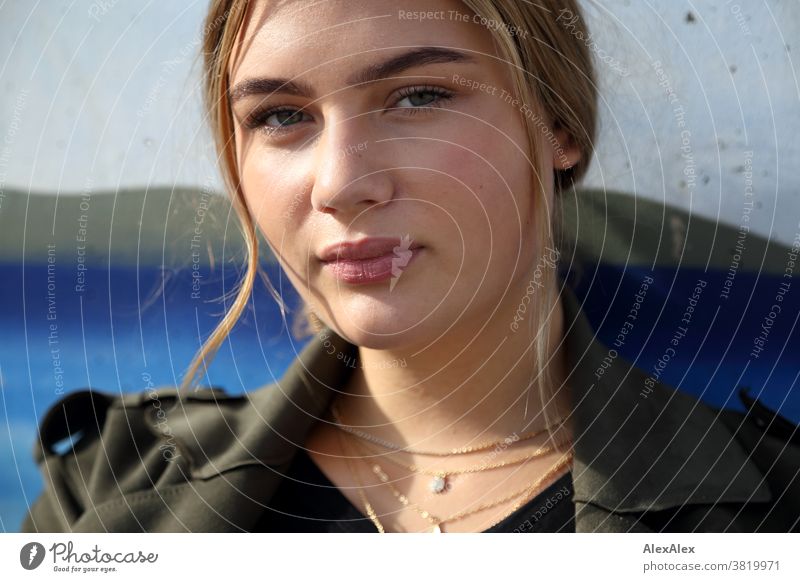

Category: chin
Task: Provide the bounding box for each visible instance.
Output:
[322,295,436,349]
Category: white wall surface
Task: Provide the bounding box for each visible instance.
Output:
[1,0,221,196]
[1,0,798,244]
[580,0,799,247]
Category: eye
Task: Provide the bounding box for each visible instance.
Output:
[244,106,313,135]
[392,85,454,114]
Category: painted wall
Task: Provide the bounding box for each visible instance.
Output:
[2,1,798,243]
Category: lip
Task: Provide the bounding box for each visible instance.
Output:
[318,237,422,262]
[318,237,424,285]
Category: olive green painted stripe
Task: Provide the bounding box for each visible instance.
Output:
[560,188,796,276]
[0,188,274,267]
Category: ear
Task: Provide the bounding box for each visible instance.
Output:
[551,127,581,171]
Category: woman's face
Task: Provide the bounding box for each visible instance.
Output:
[229,0,575,349]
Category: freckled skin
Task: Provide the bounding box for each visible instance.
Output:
[229,0,577,348]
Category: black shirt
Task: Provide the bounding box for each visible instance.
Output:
[255,448,575,533]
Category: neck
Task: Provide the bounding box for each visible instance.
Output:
[333,283,570,450]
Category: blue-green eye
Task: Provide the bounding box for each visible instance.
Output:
[249,107,312,132]
[268,109,308,127]
[393,85,454,111]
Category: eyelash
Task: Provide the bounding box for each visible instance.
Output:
[243,85,455,136]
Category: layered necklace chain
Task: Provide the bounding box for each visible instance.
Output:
[370,449,574,533]
[331,401,567,494]
[355,432,566,494]
[330,402,573,533]
[331,401,563,457]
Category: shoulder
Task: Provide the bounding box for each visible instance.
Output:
[21,337,347,532]
[648,389,800,532]
[29,385,235,465]
[20,384,290,533]
[570,343,800,533]
[713,390,800,529]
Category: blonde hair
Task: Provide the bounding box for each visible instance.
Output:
[181,0,597,430]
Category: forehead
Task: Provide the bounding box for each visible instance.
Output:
[229,0,503,84]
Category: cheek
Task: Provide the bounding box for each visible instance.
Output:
[428,124,535,268]
[240,156,315,294]
[240,152,307,249]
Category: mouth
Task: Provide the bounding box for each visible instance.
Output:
[318,236,425,285]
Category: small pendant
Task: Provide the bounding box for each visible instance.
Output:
[430,524,442,533]
[429,474,448,494]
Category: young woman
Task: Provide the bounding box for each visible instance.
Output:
[21,0,798,533]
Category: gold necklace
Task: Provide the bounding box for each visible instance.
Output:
[330,401,566,457]
[370,449,574,533]
[355,435,567,494]
[335,421,385,533]
[479,451,573,531]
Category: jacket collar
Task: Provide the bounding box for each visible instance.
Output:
[159,279,771,514]
[558,281,771,512]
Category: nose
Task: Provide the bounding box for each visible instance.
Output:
[310,114,395,215]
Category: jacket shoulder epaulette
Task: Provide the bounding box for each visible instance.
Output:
[21,385,248,533]
[32,386,234,462]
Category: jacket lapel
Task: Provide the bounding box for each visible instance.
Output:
[157,327,357,480]
[560,282,772,530]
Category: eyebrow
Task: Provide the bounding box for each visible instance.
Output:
[229,47,477,104]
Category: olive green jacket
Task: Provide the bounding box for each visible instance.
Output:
[19,282,799,533]
[19,191,800,533]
